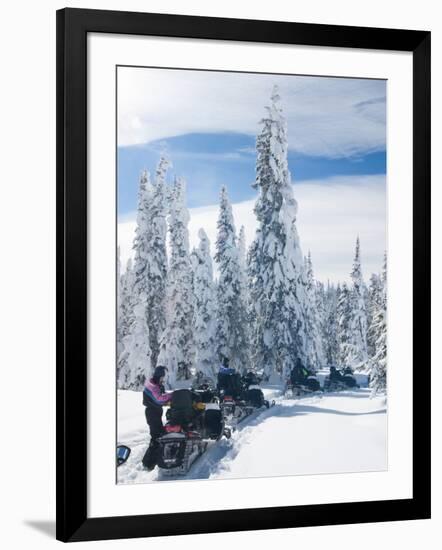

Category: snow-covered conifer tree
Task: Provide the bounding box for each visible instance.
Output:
[238,226,248,292]
[121,170,154,387]
[117,246,123,361]
[144,156,170,367]
[118,292,151,390]
[347,237,369,370]
[126,158,171,375]
[367,273,383,358]
[323,282,339,366]
[118,169,154,388]
[248,85,307,380]
[132,168,152,300]
[238,225,252,371]
[215,187,250,372]
[304,252,325,371]
[119,258,135,338]
[117,258,137,388]
[117,246,121,303]
[369,253,387,394]
[191,228,217,381]
[158,177,194,384]
[337,282,352,368]
[315,280,328,364]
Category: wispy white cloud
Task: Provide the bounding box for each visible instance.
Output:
[118,67,386,159]
[118,174,386,284]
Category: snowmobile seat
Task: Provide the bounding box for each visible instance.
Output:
[164,424,182,433]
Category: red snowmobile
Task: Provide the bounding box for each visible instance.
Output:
[157,389,231,476]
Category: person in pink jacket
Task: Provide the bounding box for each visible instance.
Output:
[142,366,172,470]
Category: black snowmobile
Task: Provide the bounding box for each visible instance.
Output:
[217,369,273,425]
[323,366,359,392]
[191,377,218,405]
[285,364,322,398]
[157,389,230,476]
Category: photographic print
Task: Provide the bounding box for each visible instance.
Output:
[116,66,387,484]
[57,10,430,540]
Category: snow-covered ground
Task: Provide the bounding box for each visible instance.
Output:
[117,381,387,484]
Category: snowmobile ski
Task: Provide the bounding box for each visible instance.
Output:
[284,373,322,398]
[323,374,359,392]
[220,396,275,428]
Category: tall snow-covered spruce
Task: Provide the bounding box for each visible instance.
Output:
[119,293,152,390]
[118,259,135,341]
[337,282,352,368]
[191,229,217,381]
[248,86,307,380]
[215,187,250,372]
[132,168,152,300]
[143,156,171,367]
[368,252,387,394]
[348,237,369,370]
[118,168,154,389]
[238,226,248,296]
[117,246,123,362]
[367,272,383,358]
[323,282,339,367]
[304,252,326,371]
[117,258,136,388]
[158,177,194,384]
[238,225,252,371]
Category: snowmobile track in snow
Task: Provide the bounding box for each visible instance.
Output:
[117,386,381,483]
[155,392,329,480]
[155,402,277,480]
[164,389,369,481]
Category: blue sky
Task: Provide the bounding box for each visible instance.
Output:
[118,133,385,214]
[117,67,386,214]
[117,67,386,282]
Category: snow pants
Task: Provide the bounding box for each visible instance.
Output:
[142,406,164,469]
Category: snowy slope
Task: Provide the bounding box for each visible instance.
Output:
[117,385,386,484]
[208,391,386,480]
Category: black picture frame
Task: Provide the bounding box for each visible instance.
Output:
[56,7,431,543]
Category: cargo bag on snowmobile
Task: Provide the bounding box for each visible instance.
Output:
[217,371,242,398]
[244,387,265,408]
[203,404,223,440]
[167,389,196,428]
